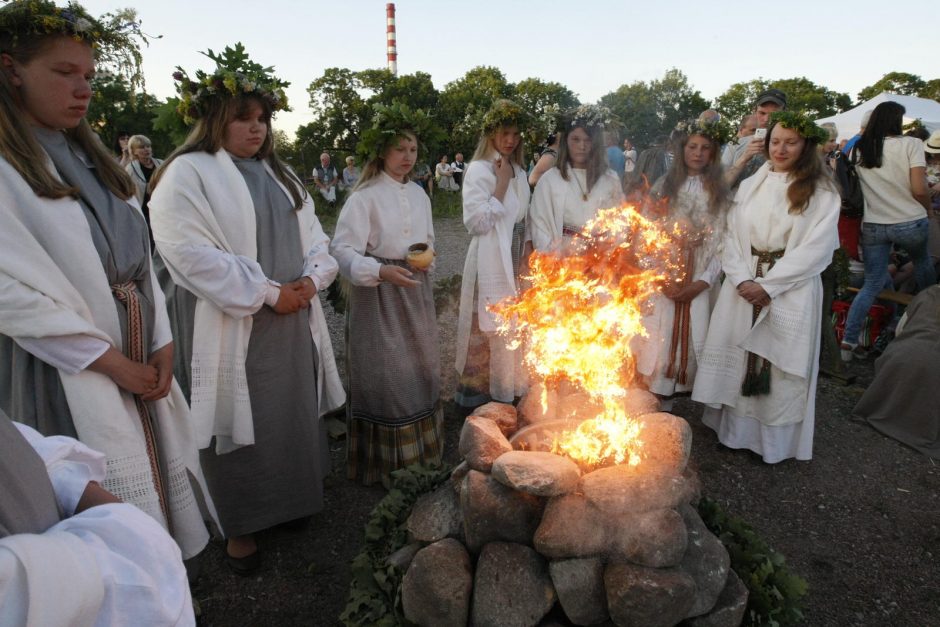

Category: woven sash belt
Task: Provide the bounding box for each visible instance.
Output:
[740,248,784,397]
[111,281,171,531]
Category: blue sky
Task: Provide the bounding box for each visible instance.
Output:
[81,0,935,137]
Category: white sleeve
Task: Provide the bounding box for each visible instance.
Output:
[0,504,195,627]
[529,175,559,250]
[693,254,722,287]
[14,422,106,516]
[330,191,384,286]
[462,162,509,236]
[13,334,109,375]
[300,203,339,292]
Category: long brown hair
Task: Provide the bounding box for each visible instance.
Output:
[556,123,607,192]
[659,132,728,215]
[0,34,133,199]
[152,92,306,210]
[764,120,835,214]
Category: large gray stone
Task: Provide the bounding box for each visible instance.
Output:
[579,465,688,514]
[386,542,421,573]
[459,416,513,472]
[604,562,696,627]
[549,558,609,626]
[492,451,581,497]
[471,401,519,437]
[517,381,560,425]
[461,470,544,553]
[680,467,703,506]
[406,482,463,543]
[472,542,557,627]
[637,412,692,474]
[608,508,688,568]
[682,570,748,627]
[533,494,606,559]
[678,504,731,618]
[558,392,604,422]
[401,539,473,627]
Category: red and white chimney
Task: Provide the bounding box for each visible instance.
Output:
[386,3,397,76]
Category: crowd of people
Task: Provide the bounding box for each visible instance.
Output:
[1,1,938,624]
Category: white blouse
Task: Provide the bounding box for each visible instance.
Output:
[331,172,435,286]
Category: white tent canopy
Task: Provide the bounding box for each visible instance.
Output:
[815,92,940,142]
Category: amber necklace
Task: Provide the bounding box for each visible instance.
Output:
[572,168,589,201]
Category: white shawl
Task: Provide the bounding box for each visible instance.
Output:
[149,150,345,454]
[0,157,212,559]
[693,163,840,423]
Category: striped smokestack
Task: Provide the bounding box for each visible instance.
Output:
[386,3,397,76]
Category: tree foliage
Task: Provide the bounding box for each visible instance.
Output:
[86,73,177,158]
[858,72,927,102]
[600,69,708,149]
[715,77,851,126]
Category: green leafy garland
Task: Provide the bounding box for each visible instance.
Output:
[675,117,736,145]
[357,101,443,162]
[172,42,289,125]
[340,463,452,627]
[769,111,829,145]
[0,0,148,90]
[481,98,531,134]
[563,103,617,130]
[698,497,808,626]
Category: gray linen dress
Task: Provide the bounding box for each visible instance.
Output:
[0,410,62,538]
[180,156,328,537]
[0,129,155,438]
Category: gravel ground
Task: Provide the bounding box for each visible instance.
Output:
[196,215,940,627]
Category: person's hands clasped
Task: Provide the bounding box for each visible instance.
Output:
[140,342,174,401]
[285,277,317,301]
[737,280,771,307]
[380,264,420,287]
[89,347,159,396]
[273,283,311,314]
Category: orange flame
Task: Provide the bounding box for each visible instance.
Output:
[491,203,682,467]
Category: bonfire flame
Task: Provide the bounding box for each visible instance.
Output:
[491,204,683,468]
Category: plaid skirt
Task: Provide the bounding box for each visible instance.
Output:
[344,257,443,486]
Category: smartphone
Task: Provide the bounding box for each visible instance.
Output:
[753,127,767,141]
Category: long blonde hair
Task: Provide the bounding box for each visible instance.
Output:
[0,34,133,199]
[152,92,306,210]
[471,124,525,166]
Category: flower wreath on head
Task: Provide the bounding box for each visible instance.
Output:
[480,99,532,135]
[768,111,830,145]
[674,117,735,145]
[173,42,290,125]
[357,101,442,163]
[562,103,616,132]
[0,0,148,89]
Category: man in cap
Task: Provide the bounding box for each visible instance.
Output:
[722,88,787,188]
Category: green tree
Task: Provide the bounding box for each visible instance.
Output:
[600,69,707,150]
[306,67,371,154]
[513,78,580,154]
[713,79,767,125]
[922,79,940,103]
[858,72,927,101]
[769,77,851,118]
[438,66,512,155]
[716,77,850,123]
[151,98,191,151]
[86,73,176,158]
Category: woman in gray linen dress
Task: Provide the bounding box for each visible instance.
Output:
[149,46,344,573]
[0,0,210,561]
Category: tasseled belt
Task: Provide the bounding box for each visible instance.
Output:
[112,280,171,531]
[665,244,699,386]
[740,248,784,397]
